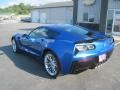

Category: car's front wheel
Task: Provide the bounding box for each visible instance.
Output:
[44,51,60,78]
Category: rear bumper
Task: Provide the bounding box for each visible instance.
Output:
[71,49,113,73]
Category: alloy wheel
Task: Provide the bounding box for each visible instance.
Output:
[44,53,58,77]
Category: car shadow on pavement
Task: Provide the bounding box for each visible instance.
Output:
[0,45,53,79]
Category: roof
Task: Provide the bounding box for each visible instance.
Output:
[37,24,72,32]
[40,24,79,33]
[31,1,73,9]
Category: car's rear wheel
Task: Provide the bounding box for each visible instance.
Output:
[12,39,20,53]
[44,52,60,78]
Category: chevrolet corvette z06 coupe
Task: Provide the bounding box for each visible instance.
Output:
[11,24,114,78]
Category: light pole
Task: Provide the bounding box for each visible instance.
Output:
[99,0,109,34]
[72,0,78,25]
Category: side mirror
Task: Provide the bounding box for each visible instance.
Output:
[22,34,29,38]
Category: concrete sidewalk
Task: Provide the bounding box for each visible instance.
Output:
[113,35,120,41]
[113,35,120,46]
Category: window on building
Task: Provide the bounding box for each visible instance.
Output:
[106,10,114,34]
[89,18,94,22]
[83,13,94,22]
[83,13,88,21]
[89,15,94,22]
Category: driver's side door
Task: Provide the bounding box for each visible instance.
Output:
[20,27,48,56]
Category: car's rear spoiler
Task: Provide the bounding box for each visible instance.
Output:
[74,35,114,44]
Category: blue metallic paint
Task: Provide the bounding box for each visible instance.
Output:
[12,24,115,74]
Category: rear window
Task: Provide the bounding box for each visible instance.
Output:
[63,26,89,35]
[47,30,59,38]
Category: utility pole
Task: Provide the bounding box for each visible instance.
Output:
[73,0,78,25]
[99,0,109,34]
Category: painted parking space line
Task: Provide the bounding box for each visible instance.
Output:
[115,42,120,46]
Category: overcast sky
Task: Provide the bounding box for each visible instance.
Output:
[0,0,71,8]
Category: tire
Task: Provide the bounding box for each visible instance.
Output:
[44,51,60,78]
[11,39,20,53]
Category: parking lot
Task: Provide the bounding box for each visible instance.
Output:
[0,23,120,90]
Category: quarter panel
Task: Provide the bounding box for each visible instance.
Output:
[46,39,75,74]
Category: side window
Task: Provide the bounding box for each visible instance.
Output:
[29,28,48,38]
[29,28,38,38]
[47,30,59,38]
[29,27,59,38]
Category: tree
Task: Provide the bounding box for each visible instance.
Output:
[0,3,30,15]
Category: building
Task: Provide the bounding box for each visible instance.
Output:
[73,0,120,35]
[30,0,120,35]
[30,1,73,24]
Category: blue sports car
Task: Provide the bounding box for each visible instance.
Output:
[11,24,115,78]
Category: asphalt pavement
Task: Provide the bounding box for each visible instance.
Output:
[0,23,120,90]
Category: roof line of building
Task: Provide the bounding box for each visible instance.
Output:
[30,1,73,10]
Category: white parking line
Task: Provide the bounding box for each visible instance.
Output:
[115,42,120,46]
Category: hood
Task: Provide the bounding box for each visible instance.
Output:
[57,31,106,43]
